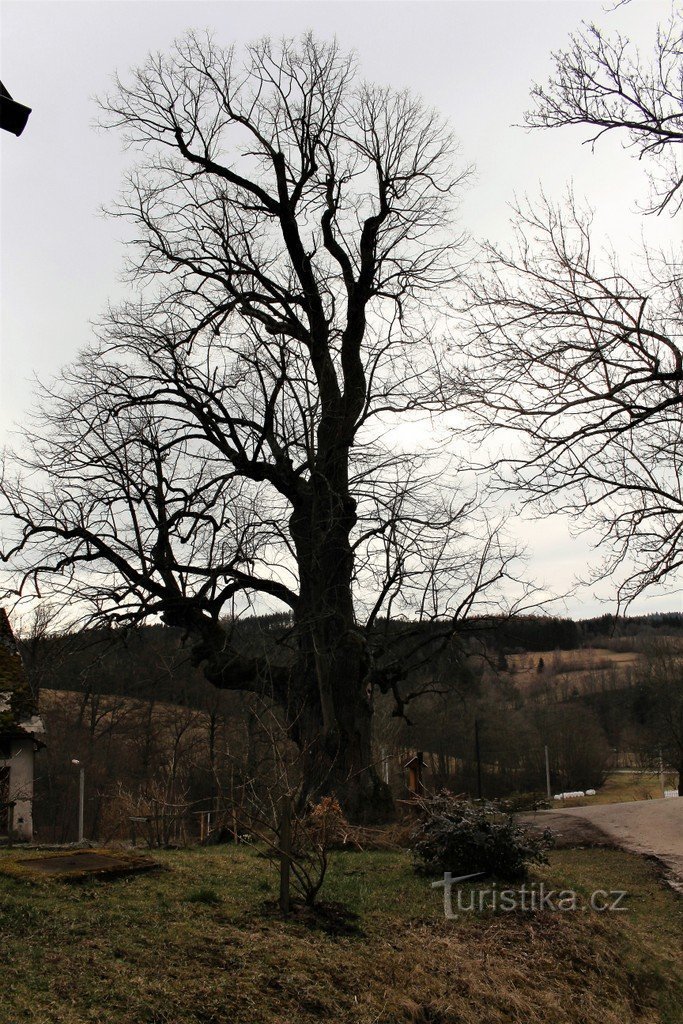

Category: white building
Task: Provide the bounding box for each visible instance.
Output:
[0,609,45,841]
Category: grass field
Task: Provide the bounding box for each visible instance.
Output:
[0,843,681,1024]
[506,646,642,695]
[553,771,679,807]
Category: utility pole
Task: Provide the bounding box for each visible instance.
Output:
[474,719,483,800]
[72,759,85,843]
[545,745,552,799]
[380,746,390,786]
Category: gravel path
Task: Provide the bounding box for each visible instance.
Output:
[529,798,683,887]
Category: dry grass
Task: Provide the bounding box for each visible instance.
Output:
[0,844,680,1023]
[554,771,679,807]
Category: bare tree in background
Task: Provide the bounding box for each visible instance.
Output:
[636,638,683,796]
[0,34,525,817]
[526,12,683,216]
[458,10,683,609]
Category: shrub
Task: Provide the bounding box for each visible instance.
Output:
[247,794,349,908]
[496,792,551,814]
[285,796,348,906]
[411,792,554,881]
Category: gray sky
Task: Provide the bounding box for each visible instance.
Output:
[1,1,680,618]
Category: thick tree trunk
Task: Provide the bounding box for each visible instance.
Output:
[286,484,393,821]
[290,649,393,821]
[186,457,395,819]
[191,608,393,820]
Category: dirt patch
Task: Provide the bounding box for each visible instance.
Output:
[256,898,365,936]
[521,813,615,849]
[2,848,159,881]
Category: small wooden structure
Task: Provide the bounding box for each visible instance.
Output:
[129,816,151,847]
[196,809,215,843]
[404,752,427,797]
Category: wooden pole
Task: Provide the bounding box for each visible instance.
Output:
[279,794,292,915]
[474,720,483,800]
[544,745,552,799]
[77,767,85,843]
[381,746,389,785]
[417,751,424,795]
[7,802,14,848]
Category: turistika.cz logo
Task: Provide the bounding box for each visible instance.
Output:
[432,872,628,918]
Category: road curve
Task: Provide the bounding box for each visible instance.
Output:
[535,797,683,887]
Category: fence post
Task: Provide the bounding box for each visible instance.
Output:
[7,802,15,848]
[279,794,292,915]
[474,721,483,800]
[77,767,85,843]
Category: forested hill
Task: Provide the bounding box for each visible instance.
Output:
[483,611,683,653]
[18,611,683,708]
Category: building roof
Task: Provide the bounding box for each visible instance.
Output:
[0,608,44,740]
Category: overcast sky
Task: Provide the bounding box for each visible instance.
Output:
[1,1,680,619]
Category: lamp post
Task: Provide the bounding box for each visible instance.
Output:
[72,759,84,843]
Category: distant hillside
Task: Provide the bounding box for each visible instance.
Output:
[16,609,682,714]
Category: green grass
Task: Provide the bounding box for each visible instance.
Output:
[0,844,680,1024]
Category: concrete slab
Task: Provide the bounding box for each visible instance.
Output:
[1,848,159,881]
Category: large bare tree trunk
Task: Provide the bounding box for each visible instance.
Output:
[292,678,391,820]
[287,485,392,818]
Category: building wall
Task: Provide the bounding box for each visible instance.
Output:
[0,739,35,840]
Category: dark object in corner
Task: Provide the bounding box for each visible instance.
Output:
[0,81,31,136]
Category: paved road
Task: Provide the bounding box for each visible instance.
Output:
[533,798,683,886]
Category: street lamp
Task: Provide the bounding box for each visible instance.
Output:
[71,759,84,843]
[0,81,31,137]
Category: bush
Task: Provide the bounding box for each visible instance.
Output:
[249,795,349,909]
[496,792,551,814]
[411,792,554,881]
[285,796,348,906]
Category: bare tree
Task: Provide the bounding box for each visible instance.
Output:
[637,638,683,796]
[525,11,683,215]
[15,603,68,701]
[0,34,525,817]
[458,11,683,609]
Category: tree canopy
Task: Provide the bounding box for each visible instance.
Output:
[0,34,524,815]
[459,10,683,609]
